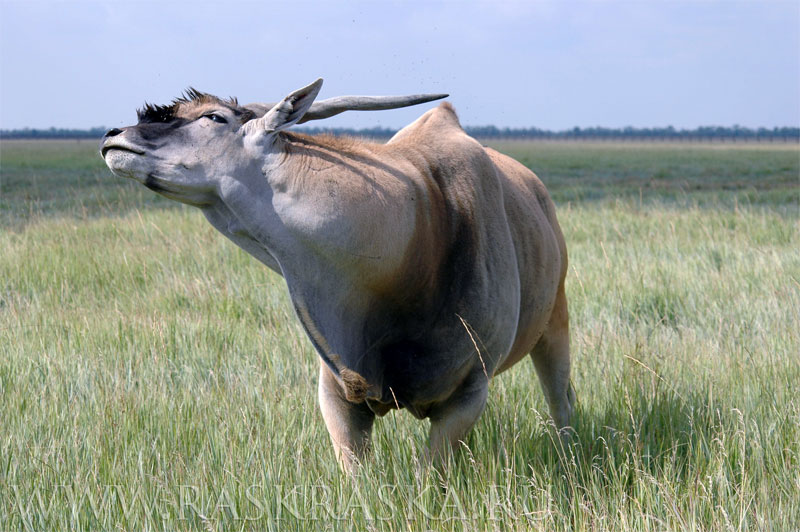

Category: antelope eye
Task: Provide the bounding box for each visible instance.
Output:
[203,113,227,124]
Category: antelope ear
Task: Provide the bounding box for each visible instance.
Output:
[258,78,323,133]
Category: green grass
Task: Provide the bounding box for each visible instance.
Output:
[491,140,799,207]
[0,140,175,229]
[1,139,799,530]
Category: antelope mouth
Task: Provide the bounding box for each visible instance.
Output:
[101,144,145,158]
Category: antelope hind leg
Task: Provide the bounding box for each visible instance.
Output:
[529,286,575,432]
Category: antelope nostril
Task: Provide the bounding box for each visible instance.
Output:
[105,128,123,137]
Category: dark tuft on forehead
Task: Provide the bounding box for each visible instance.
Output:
[137,88,254,123]
[137,102,177,123]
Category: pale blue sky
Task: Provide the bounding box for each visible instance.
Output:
[1,0,798,130]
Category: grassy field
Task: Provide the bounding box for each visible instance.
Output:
[1,139,798,531]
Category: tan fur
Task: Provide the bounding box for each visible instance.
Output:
[269,103,573,463]
[102,86,573,472]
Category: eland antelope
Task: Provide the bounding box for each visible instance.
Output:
[101,79,574,470]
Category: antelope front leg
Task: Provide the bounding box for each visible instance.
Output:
[318,362,375,472]
[427,369,489,464]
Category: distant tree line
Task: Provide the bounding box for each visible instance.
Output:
[1,125,798,142]
[459,125,800,142]
[1,127,108,139]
